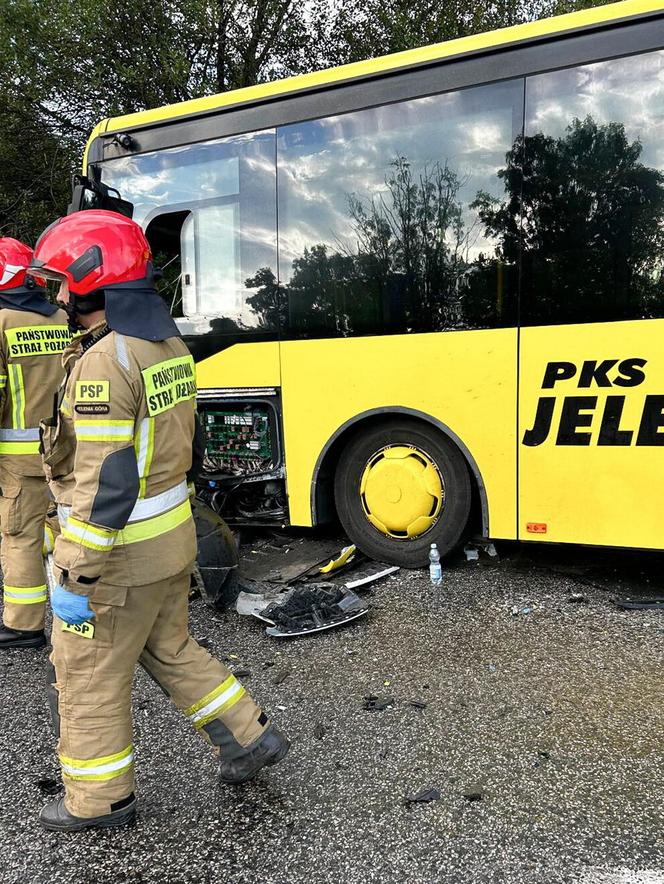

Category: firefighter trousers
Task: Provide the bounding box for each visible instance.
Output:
[49,567,269,818]
[1,471,51,631]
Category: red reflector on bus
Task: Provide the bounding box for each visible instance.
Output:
[527,523,547,534]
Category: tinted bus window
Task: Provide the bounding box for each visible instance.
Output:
[97,131,278,333]
[277,79,524,338]
[517,50,664,326]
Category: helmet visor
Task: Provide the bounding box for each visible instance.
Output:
[27,263,65,284]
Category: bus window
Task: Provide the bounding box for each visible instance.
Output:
[95,131,278,332]
[277,78,524,338]
[517,50,664,326]
[518,49,664,550]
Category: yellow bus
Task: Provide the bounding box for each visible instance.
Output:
[75,0,664,566]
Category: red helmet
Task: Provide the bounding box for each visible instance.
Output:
[29,210,152,296]
[0,238,44,291]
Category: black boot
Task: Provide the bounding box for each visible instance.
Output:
[219,725,290,785]
[39,795,136,832]
[0,625,46,649]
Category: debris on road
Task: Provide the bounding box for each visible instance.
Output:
[234,534,399,642]
[614,596,664,610]
[511,605,533,616]
[319,544,357,574]
[236,588,290,618]
[262,585,369,638]
[462,784,484,802]
[272,666,292,684]
[344,562,400,590]
[240,537,345,584]
[569,593,589,604]
[463,538,499,562]
[404,787,441,805]
[36,778,60,796]
[313,723,327,740]
[464,544,480,561]
[407,699,428,710]
[363,695,395,712]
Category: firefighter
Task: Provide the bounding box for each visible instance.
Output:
[0,238,69,649]
[29,210,289,832]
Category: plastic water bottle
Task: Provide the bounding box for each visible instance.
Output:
[429,543,442,586]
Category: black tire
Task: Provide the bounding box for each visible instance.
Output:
[334,418,472,567]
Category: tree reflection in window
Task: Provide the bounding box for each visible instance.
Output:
[247,154,514,336]
[476,116,664,325]
[247,115,664,335]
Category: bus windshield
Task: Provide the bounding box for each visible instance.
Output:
[97,130,277,330]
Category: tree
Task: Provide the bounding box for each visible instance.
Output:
[309,0,613,66]
[0,0,318,238]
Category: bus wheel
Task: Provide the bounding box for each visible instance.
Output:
[334,419,472,568]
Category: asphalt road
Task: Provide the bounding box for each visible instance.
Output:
[1,540,663,884]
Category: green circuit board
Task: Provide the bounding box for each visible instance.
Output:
[202,408,273,473]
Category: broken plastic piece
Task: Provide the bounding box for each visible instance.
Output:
[363,695,394,712]
[263,585,368,637]
[320,544,357,574]
[344,563,399,590]
[236,588,293,618]
[464,545,480,561]
[462,785,484,802]
[404,787,441,804]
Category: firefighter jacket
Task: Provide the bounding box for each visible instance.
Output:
[42,322,198,593]
[0,303,69,477]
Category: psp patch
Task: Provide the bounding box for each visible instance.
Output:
[61,620,95,639]
[75,380,110,403]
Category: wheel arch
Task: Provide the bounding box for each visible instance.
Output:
[310,406,489,535]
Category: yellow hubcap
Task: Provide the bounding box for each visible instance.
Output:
[360,445,444,539]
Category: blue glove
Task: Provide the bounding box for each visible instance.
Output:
[52,584,95,626]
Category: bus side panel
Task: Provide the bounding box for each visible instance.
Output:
[519,319,664,548]
[280,329,518,537]
[195,341,281,389]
